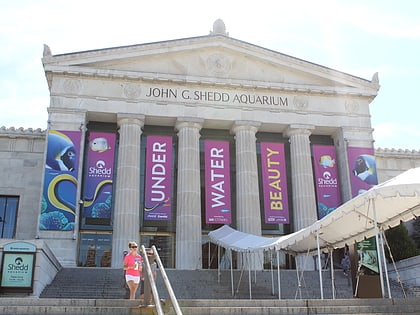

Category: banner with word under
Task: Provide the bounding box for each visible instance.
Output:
[144,135,173,221]
[204,140,232,224]
[260,142,289,224]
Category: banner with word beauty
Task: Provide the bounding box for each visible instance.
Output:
[260,142,289,224]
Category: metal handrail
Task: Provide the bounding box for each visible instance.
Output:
[141,244,164,315]
[141,244,183,315]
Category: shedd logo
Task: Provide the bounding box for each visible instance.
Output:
[317,171,338,186]
[89,160,112,177]
[8,257,29,271]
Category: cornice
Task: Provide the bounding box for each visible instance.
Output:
[375,147,420,156]
[44,65,378,99]
[0,126,46,138]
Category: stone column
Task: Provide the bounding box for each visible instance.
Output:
[175,117,204,270]
[232,121,262,270]
[111,114,144,267]
[285,125,317,270]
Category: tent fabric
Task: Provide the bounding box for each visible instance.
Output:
[208,167,420,256]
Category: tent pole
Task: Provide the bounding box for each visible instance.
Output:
[230,249,234,297]
[277,250,281,300]
[217,245,221,283]
[371,198,385,298]
[208,241,211,269]
[295,259,301,299]
[382,230,407,298]
[248,252,252,300]
[270,251,275,296]
[254,252,257,283]
[379,230,392,298]
[330,248,335,299]
[316,229,324,299]
[236,253,245,296]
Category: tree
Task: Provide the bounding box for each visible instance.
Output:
[410,219,420,249]
[384,222,420,262]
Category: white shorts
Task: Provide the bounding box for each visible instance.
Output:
[125,275,140,284]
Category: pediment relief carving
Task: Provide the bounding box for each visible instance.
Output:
[44,36,379,96]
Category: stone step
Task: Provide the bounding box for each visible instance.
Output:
[39,267,413,300]
[0,298,420,315]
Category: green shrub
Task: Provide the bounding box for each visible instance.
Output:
[384,222,420,262]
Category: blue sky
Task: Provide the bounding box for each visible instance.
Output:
[1,0,419,150]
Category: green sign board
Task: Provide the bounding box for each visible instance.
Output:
[1,242,36,292]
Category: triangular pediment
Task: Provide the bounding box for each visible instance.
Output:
[43,35,379,94]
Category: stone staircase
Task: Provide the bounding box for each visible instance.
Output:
[0,267,418,314]
[40,267,128,299]
[39,268,357,300]
[0,297,420,315]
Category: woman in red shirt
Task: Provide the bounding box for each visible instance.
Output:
[123,241,143,300]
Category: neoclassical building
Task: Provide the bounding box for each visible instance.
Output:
[1,20,420,274]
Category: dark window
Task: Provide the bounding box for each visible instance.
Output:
[0,196,19,238]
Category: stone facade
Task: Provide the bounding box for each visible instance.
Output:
[1,21,419,271]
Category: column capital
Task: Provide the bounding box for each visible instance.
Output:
[339,127,375,148]
[285,124,315,137]
[231,120,261,134]
[175,117,204,131]
[117,113,145,127]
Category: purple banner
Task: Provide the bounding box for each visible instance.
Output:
[40,130,81,230]
[82,132,116,219]
[260,142,289,224]
[312,145,342,219]
[347,147,378,197]
[144,136,173,221]
[204,140,231,224]
[348,147,379,274]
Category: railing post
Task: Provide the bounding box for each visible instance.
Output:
[151,245,183,315]
[140,245,164,315]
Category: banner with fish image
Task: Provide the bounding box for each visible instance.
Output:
[39,130,81,230]
[204,140,232,224]
[260,142,289,224]
[82,132,116,221]
[347,147,378,197]
[312,145,342,219]
[144,135,173,221]
[348,147,379,275]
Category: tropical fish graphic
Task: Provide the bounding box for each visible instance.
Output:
[46,130,77,171]
[352,154,378,185]
[89,137,111,153]
[319,155,335,168]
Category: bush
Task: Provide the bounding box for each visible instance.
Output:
[384,222,420,262]
[411,219,420,249]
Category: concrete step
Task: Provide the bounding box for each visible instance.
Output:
[39,267,413,300]
[0,298,420,315]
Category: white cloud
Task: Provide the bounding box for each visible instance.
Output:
[373,122,420,150]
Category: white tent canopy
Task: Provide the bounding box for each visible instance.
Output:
[209,167,420,256]
[209,167,420,299]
